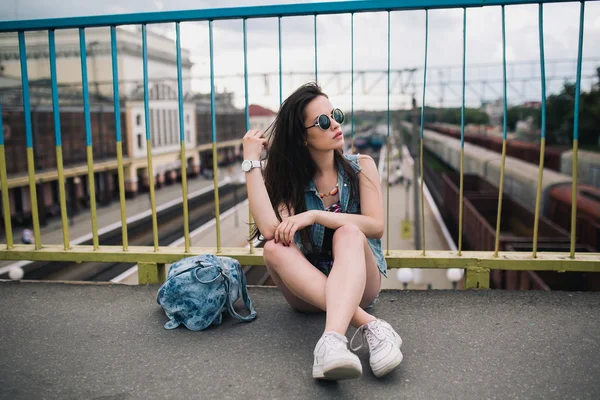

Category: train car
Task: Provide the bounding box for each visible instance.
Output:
[441,173,571,252]
[426,122,569,172]
[441,172,499,223]
[428,127,598,252]
[423,129,498,177]
[546,184,600,251]
[560,149,600,188]
[422,126,572,213]
[485,154,571,213]
[505,140,565,171]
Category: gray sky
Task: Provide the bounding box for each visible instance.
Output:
[1,0,599,111]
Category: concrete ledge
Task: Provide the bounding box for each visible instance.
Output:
[0,282,599,399]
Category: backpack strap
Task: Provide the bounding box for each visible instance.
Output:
[222,262,257,322]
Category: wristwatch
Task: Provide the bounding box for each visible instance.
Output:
[241,160,261,172]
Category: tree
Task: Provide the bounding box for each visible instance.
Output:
[543,80,599,147]
[506,71,600,148]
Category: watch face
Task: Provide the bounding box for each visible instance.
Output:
[241,160,251,171]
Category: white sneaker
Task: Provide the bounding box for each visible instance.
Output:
[312,332,362,380]
[351,319,403,377]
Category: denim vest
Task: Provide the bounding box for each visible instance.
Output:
[293,154,388,277]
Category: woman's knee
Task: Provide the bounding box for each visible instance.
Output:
[332,224,365,243]
[263,239,283,262]
[263,239,296,271]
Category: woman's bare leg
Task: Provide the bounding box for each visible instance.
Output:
[263,224,381,334]
[324,224,378,334]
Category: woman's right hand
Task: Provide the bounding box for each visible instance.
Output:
[242,129,268,160]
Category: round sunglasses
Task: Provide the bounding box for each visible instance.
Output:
[305,108,345,131]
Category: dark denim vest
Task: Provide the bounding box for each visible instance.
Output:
[293,154,387,277]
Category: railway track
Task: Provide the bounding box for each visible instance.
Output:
[1,183,249,282]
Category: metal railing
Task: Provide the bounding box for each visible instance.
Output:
[0,0,598,288]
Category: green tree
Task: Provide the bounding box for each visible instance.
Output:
[505,68,599,148]
[542,78,599,147]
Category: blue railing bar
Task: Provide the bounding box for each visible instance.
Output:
[111,25,129,252]
[176,22,185,143]
[460,8,466,149]
[419,10,429,140]
[278,16,282,105]
[387,11,390,142]
[386,10,391,254]
[14,33,37,164]
[243,19,250,129]
[314,14,318,82]
[573,1,585,142]
[141,23,158,252]
[502,6,508,141]
[17,33,33,147]
[243,17,254,254]
[209,21,217,144]
[175,21,190,253]
[2,1,588,33]
[458,7,467,256]
[539,5,547,140]
[48,29,71,246]
[48,30,61,148]
[418,9,430,255]
[142,25,151,142]
[78,29,93,147]
[351,12,354,147]
[208,19,222,253]
[569,0,585,259]
[532,2,547,259]
[493,4,509,258]
[110,27,122,143]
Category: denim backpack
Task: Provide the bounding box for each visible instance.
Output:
[156,254,257,331]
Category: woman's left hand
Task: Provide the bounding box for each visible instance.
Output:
[274,211,316,246]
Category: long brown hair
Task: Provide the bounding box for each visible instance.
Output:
[250,82,360,251]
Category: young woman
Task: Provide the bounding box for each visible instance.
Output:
[242,83,403,380]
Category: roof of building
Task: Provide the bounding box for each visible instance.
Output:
[1,281,599,399]
[249,104,276,117]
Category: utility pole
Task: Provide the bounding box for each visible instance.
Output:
[411,96,421,250]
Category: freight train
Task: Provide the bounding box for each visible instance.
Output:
[425,122,566,171]
[421,126,599,252]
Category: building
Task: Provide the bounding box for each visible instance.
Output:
[249,104,276,132]
[0,28,242,228]
[482,98,503,127]
[521,101,541,109]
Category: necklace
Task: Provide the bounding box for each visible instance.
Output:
[318,183,339,199]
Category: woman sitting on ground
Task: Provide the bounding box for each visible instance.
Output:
[242,82,403,380]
